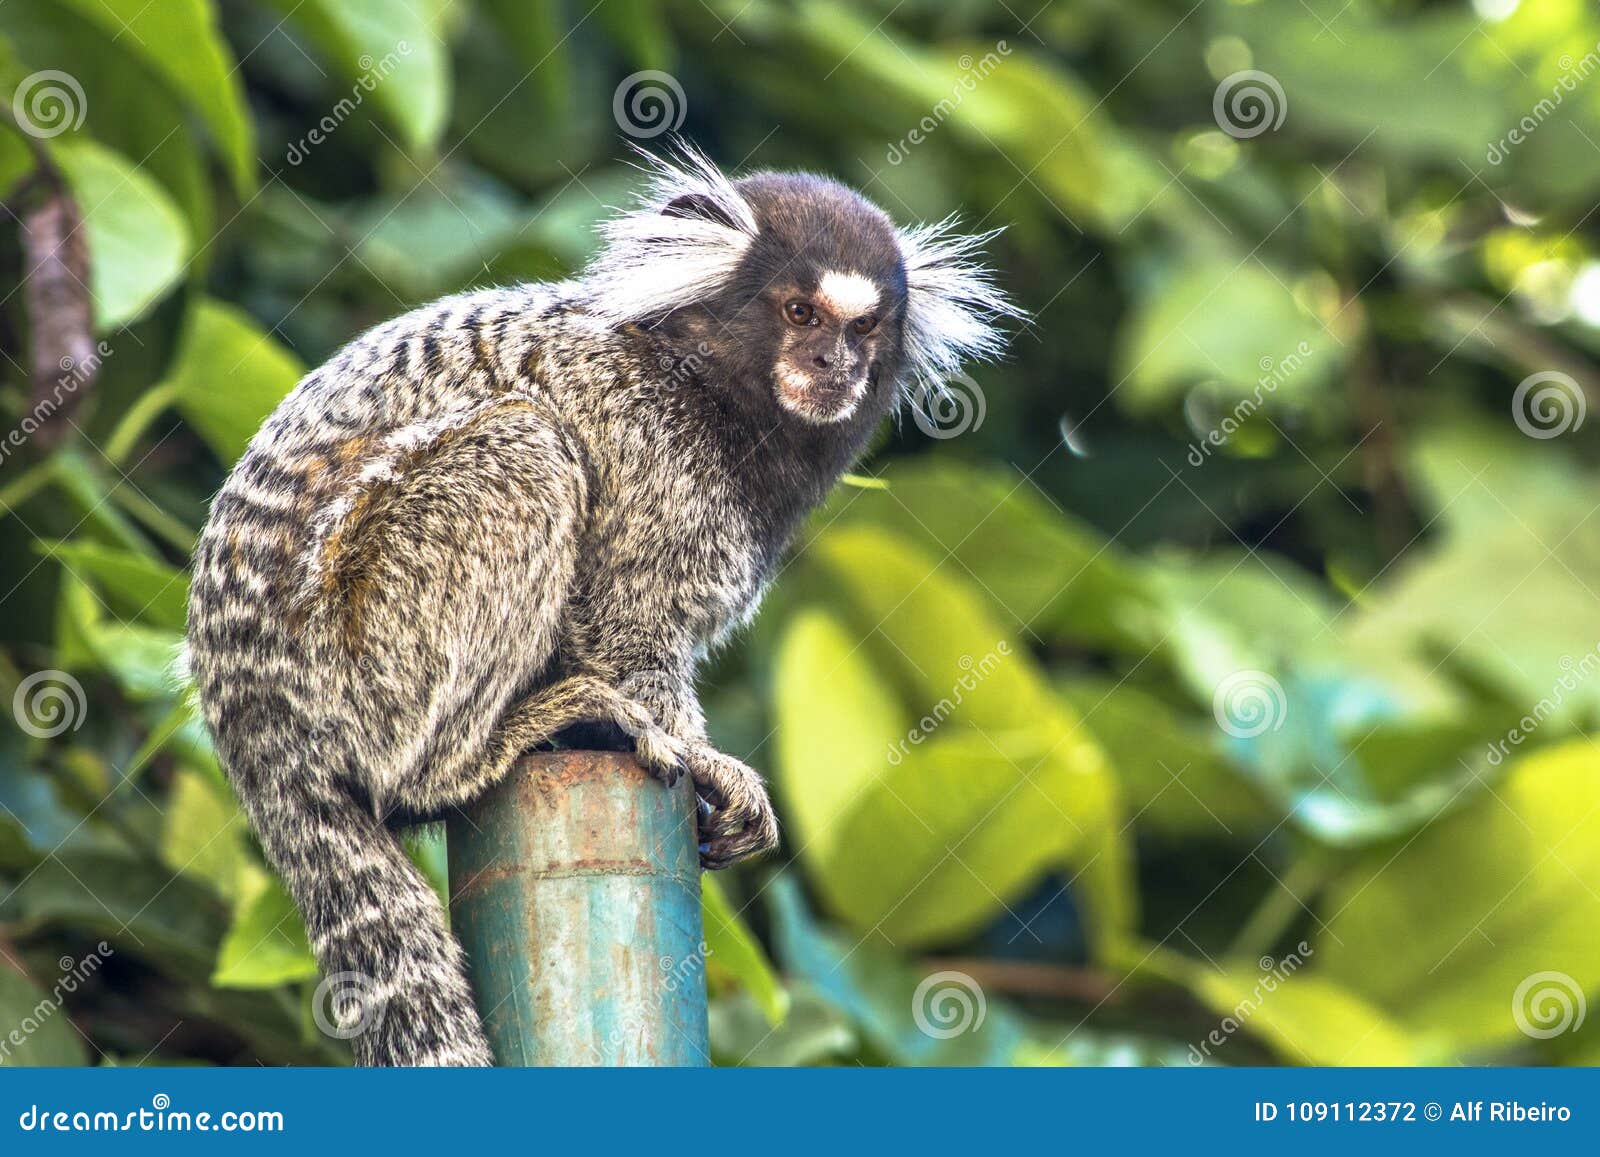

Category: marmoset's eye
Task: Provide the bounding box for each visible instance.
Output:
[784,300,816,326]
[851,315,878,336]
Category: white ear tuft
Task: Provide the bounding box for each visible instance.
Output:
[580,142,759,326]
[896,218,1023,395]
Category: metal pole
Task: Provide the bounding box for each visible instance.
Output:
[446,750,710,1065]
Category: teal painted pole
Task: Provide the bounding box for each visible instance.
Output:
[446,750,710,1065]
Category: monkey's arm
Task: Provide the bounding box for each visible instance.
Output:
[570,627,777,869]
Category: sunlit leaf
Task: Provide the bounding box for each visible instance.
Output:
[212,869,319,990]
[1136,945,1425,1066]
[277,0,452,154]
[39,541,188,632]
[1317,740,1600,1052]
[47,138,189,331]
[167,298,306,465]
[778,528,1134,953]
[161,768,250,904]
[52,0,255,191]
[702,875,788,1027]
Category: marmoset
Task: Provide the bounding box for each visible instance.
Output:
[186,146,1015,1066]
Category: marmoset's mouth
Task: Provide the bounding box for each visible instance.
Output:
[775,366,864,423]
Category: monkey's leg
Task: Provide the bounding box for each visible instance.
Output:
[598,659,779,870]
[321,398,588,822]
[390,674,689,817]
[680,744,779,869]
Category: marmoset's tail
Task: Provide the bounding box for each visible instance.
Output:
[242,773,493,1066]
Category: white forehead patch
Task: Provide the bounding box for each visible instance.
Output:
[817,270,880,318]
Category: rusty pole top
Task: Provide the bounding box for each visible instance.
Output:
[446,750,710,1066]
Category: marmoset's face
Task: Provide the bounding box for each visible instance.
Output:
[719,173,908,425]
[765,270,894,424]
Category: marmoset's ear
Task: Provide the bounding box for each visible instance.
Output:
[582,142,759,326]
[661,190,746,231]
[896,219,1023,393]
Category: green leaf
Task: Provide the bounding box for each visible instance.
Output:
[123,696,202,783]
[1137,945,1423,1066]
[1344,449,1600,727]
[161,769,250,904]
[777,528,1134,952]
[51,0,255,191]
[479,0,574,112]
[709,987,857,1068]
[212,869,319,990]
[167,298,306,465]
[0,966,88,1066]
[1142,549,1338,697]
[0,3,213,239]
[0,724,82,864]
[39,540,188,632]
[1,849,227,980]
[1317,740,1600,1052]
[278,0,452,154]
[49,551,185,702]
[702,876,788,1027]
[1116,259,1336,415]
[839,727,1124,948]
[1058,677,1275,839]
[48,138,190,331]
[829,459,1155,648]
[80,622,183,702]
[350,168,529,297]
[1224,5,1504,165]
[767,873,1035,1066]
[771,606,908,872]
[791,4,1103,225]
[0,123,32,197]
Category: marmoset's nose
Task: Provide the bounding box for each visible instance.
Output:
[812,350,832,368]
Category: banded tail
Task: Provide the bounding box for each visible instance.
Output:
[240,770,494,1066]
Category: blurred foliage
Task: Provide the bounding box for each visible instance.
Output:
[3,0,1600,1067]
